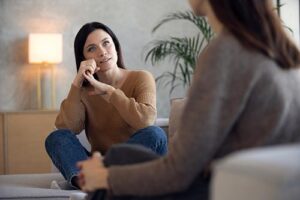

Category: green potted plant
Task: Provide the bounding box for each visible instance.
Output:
[145,11,213,94]
[145,6,292,95]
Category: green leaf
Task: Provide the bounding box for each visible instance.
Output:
[145,10,213,95]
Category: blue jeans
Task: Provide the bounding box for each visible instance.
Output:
[45,126,167,186]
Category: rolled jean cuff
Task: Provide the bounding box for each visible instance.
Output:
[69,173,80,189]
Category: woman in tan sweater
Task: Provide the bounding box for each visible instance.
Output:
[77,0,300,199]
[45,22,167,189]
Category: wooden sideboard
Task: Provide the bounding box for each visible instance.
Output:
[0,110,58,174]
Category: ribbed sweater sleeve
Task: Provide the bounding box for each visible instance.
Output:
[109,71,157,130]
[55,84,85,134]
[107,32,260,196]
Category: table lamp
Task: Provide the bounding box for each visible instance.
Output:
[29,33,63,109]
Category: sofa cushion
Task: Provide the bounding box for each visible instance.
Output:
[0,173,86,200]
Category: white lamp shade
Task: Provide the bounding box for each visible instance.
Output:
[29,33,63,64]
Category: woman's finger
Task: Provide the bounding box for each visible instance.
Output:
[92,151,102,158]
[78,172,85,188]
[77,161,84,169]
[83,72,96,83]
[84,64,95,75]
[88,91,97,96]
[95,67,100,73]
[85,69,92,76]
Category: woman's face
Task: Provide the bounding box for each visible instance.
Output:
[83,29,118,72]
[188,0,208,16]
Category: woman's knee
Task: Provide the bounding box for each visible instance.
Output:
[147,126,168,154]
[130,126,168,155]
[143,126,167,143]
[45,129,75,150]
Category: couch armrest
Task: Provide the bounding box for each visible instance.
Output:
[211,144,300,200]
[154,118,169,127]
[155,118,169,138]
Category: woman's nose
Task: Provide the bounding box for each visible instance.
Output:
[98,46,107,57]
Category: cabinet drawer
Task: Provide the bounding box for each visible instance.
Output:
[4,111,57,174]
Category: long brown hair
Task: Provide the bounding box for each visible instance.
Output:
[209,0,300,69]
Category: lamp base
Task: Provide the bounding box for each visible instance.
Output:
[37,64,56,110]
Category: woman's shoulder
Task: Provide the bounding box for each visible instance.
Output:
[202,30,274,69]
[203,30,242,58]
[126,70,154,81]
[121,70,155,91]
[127,69,153,76]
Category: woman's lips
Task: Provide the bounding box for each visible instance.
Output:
[99,58,111,64]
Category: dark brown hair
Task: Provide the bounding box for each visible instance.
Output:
[209,0,300,69]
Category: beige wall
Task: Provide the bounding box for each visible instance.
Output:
[0,0,197,117]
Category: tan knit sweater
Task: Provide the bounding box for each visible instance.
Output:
[55,70,157,153]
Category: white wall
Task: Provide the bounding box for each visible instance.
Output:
[2,0,297,117]
[280,0,300,45]
[0,0,197,117]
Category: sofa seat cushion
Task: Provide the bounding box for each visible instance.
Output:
[0,173,85,200]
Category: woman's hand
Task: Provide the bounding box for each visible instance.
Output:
[83,72,115,102]
[73,59,100,88]
[77,152,109,192]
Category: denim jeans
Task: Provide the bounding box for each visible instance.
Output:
[45,126,167,186]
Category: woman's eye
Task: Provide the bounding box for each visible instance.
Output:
[87,46,96,52]
[103,41,110,46]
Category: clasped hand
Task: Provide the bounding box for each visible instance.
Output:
[78,59,115,101]
[77,152,109,192]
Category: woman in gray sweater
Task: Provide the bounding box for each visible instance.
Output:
[77,0,300,199]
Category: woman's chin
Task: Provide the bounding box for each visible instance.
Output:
[98,65,113,72]
[99,62,118,72]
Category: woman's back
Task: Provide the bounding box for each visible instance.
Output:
[193,30,300,159]
[106,31,300,196]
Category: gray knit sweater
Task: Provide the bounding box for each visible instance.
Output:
[108,30,300,196]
